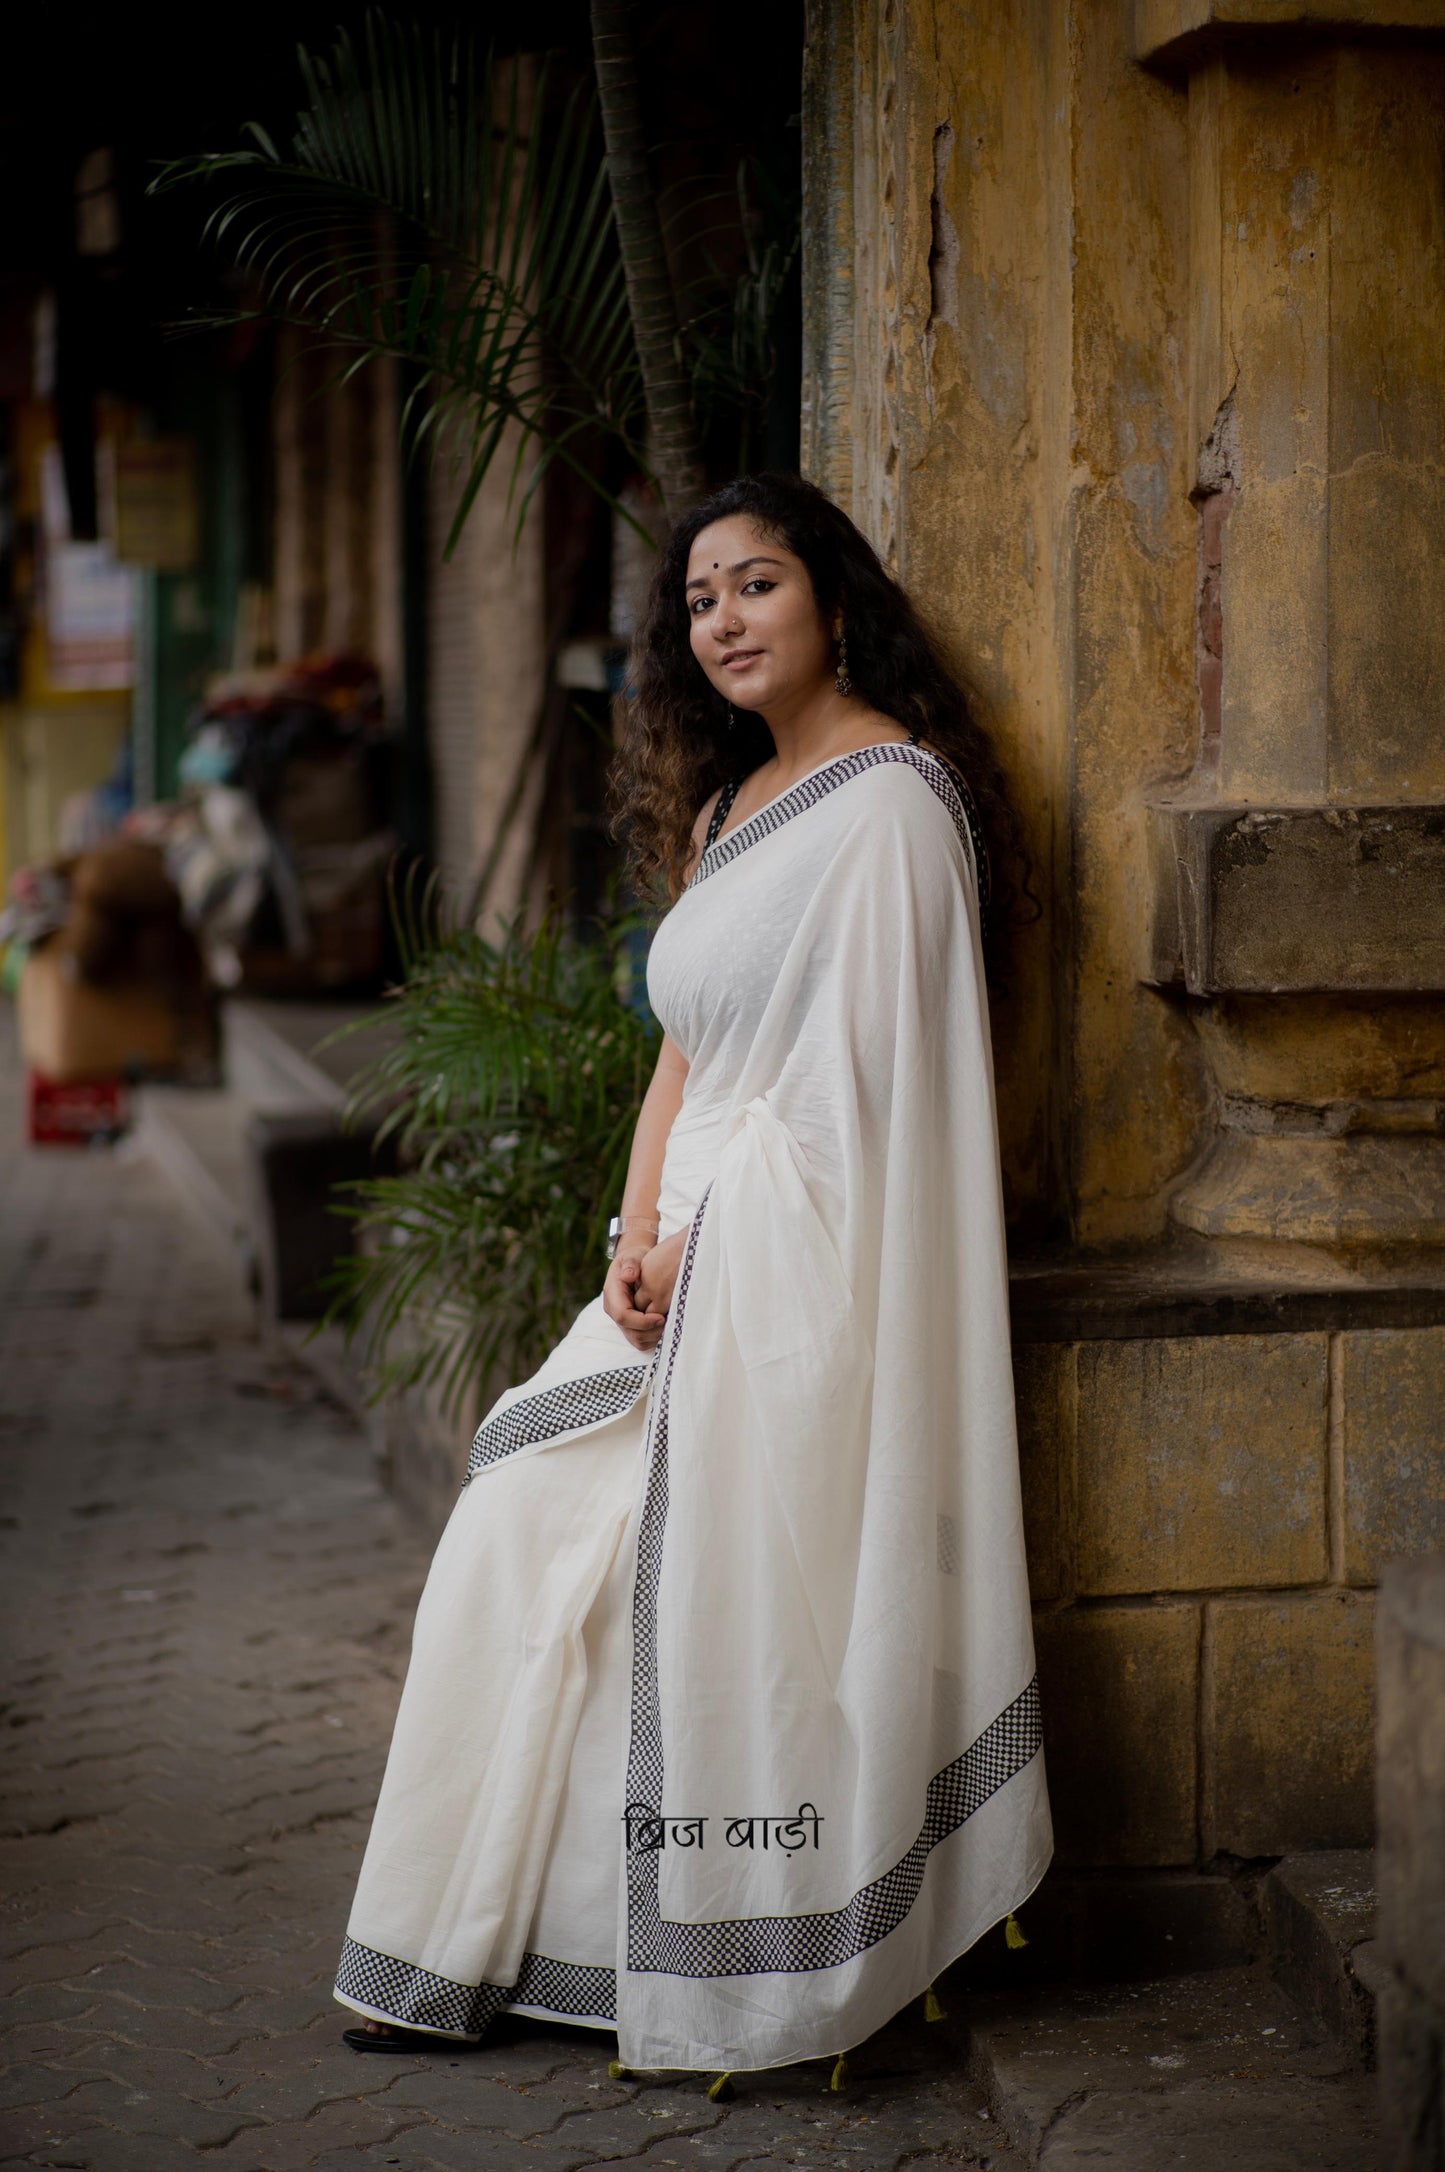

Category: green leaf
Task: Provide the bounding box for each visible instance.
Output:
[316,893,662,1417]
[153,7,650,543]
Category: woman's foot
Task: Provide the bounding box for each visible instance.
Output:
[343,2020,419,2054]
[342,2018,480,2055]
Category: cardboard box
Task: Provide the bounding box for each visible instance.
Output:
[17,939,184,1082]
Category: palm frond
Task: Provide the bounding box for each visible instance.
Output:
[155,11,803,543]
[151,11,648,548]
[318,896,662,1417]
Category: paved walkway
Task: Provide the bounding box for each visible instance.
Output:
[0,1024,1015,2172]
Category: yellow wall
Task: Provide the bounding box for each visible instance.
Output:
[803,0,1445,1251]
[805,0,1209,1246]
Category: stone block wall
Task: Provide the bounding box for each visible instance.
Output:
[1018,1324,1445,1867]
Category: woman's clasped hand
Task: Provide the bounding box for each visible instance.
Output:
[603,1227,689,1352]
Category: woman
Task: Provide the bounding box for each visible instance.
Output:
[334,471,1052,2078]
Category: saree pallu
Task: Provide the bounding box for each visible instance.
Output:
[334,740,1053,2073]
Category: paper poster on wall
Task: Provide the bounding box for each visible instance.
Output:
[41,440,139,690]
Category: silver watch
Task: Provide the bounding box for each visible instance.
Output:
[606,1214,658,1261]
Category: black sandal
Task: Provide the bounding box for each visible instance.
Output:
[342,2023,481,2054]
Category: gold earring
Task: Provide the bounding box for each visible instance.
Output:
[835,630,852,698]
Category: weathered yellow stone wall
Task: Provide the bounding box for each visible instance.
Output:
[806,0,1207,1247]
[1187,44,1445,806]
[805,0,1445,1875]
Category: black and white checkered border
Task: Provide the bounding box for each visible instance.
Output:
[623,1184,1042,1980]
[336,1936,617,2034]
[336,1935,512,2035]
[464,1362,653,1486]
[511,1948,617,2021]
[687,742,991,940]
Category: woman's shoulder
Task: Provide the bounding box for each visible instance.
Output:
[851,739,986,887]
[852,735,969,816]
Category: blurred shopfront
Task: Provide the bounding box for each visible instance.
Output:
[0,10,614,1009]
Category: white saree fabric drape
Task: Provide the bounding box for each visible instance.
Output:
[334,741,1052,2072]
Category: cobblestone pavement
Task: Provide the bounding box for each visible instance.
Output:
[0,1031,1015,2172]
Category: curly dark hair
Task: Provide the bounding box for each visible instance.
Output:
[607,471,1027,963]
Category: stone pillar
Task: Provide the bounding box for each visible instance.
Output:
[803,0,1445,1887]
[1377,1555,1445,2167]
[1139,7,1445,1270]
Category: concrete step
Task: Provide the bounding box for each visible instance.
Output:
[1263,1849,1383,2068]
[962,1961,1382,2168]
[948,1856,1385,2164]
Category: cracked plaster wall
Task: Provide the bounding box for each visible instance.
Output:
[806,0,1203,1247]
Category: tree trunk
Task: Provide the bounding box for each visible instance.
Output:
[589,0,706,523]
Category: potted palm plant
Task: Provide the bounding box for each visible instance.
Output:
[323,877,660,1421]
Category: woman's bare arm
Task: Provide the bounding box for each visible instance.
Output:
[621,1033,689,1220]
[603,1030,689,1351]
[602,792,720,1350]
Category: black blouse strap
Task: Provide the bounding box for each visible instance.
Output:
[703,774,744,853]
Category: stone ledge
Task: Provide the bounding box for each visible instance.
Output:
[963,1961,1380,2167]
[1009,1235,1445,1343]
[1137,0,1445,68]
[1172,1127,1445,1246]
[1144,802,1445,995]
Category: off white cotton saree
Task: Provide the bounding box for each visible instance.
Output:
[334,738,1052,2073]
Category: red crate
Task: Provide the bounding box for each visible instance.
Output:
[26,1071,128,1146]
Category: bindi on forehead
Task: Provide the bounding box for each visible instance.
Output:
[685,549,786,592]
